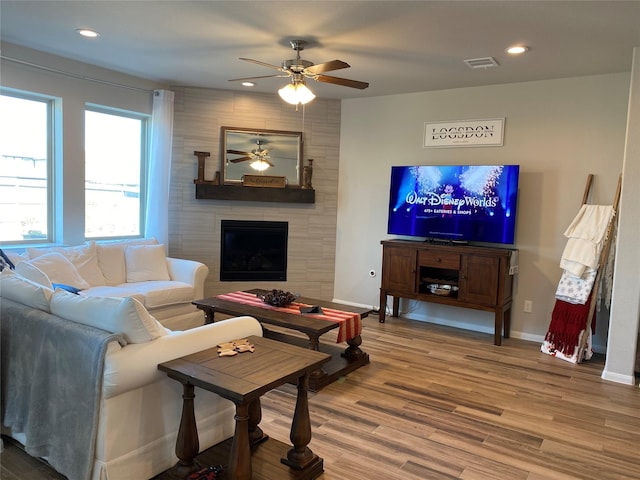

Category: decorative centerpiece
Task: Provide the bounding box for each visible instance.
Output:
[259,289,298,307]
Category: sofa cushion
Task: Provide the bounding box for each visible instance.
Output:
[16,252,90,290]
[15,261,52,288]
[125,244,170,283]
[50,290,168,344]
[0,270,53,311]
[97,238,158,286]
[81,286,145,304]
[112,280,196,309]
[27,242,106,287]
[96,243,127,286]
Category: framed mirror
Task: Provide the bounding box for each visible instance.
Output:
[221,127,303,186]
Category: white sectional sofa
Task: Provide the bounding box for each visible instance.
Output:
[7,238,208,330]
[0,270,263,480]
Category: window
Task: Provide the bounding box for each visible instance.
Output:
[85,106,148,238]
[0,91,53,243]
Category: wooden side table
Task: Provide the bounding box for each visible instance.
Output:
[158,335,330,480]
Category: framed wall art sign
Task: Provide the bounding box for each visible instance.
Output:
[424,118,504,148]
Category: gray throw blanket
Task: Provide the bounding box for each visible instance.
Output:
[1,298,125,480]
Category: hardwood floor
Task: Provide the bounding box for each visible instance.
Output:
[2,316,639,479]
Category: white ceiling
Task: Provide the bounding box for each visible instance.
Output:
[1,1,640,100]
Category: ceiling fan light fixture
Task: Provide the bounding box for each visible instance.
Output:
[278,82,316,105]
[250,159,271,171]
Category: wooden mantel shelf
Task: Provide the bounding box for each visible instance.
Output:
[195,183,315,204]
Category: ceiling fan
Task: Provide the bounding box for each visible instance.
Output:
[228,40,369,97]
[227,139,274,171]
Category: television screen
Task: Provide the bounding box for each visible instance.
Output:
[387,165,520,244]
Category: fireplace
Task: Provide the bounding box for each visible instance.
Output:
[220,220,288,281]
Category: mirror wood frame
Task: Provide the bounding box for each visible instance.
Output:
[221,126,304,186]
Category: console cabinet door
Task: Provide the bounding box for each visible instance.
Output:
[382,246,417,293]
[459,254,499,306]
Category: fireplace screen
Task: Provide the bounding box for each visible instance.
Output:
[220,220,288,281]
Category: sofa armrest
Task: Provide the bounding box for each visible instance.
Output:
[102,316,262,399]
[166,257,209,299]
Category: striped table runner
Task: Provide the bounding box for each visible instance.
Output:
[216,291,362,343]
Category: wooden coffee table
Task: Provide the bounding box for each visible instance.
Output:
[158,335,330,480]
[193,289,372,391]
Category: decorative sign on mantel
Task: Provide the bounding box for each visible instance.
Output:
[424,118,504,148]
[242,175,287,188]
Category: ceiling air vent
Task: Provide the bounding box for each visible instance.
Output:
[464,57,499,69]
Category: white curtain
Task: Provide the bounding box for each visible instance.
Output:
[145,89,174,251]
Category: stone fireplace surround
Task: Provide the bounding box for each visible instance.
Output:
[168,86,341,300]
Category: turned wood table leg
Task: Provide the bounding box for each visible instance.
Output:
[248,397,267,445]
[199,306,215,325]
[305,333,329,386]
[282,373,317,470]
[228,403,252,480]
[307,333,321,351]
[343,334,366,360]
[174,382,200,475]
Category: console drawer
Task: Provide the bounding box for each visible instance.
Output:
[418,251,460,270]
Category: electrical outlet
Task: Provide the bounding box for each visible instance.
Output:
[524,300,533,313]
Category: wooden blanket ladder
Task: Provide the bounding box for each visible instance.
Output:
[575,173,622,363]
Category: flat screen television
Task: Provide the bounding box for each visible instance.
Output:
[387,164,520,245]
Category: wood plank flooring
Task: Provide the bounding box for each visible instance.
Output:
[2,316,639,479]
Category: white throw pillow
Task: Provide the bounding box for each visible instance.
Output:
[50,290,168,343]
[95,239,159,286]
[125,244,170,283]
[0,270,53,312]
[17,252,90,290]
[96,243,127,285]
[27,242,105,287]
[15,261,53,289]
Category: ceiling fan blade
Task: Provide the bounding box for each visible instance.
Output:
[228,74,281,82]
[315,74,369,90]
[305,60,350,74]
[239,57,288,73]
[230,157,252,163]
[227,149,251,155]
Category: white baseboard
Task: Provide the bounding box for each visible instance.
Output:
[331,298,377,311]
[600,369,637,386]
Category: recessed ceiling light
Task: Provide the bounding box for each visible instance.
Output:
[76,28,100,38]
[506,45,529,55]
[242,82,256,87]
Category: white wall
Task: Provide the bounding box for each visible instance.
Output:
[336,74,630,356]
[603,48,640,385]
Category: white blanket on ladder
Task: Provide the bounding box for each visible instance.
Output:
[559,204,614,277]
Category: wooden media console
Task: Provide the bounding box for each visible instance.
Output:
[379,239,517,345]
